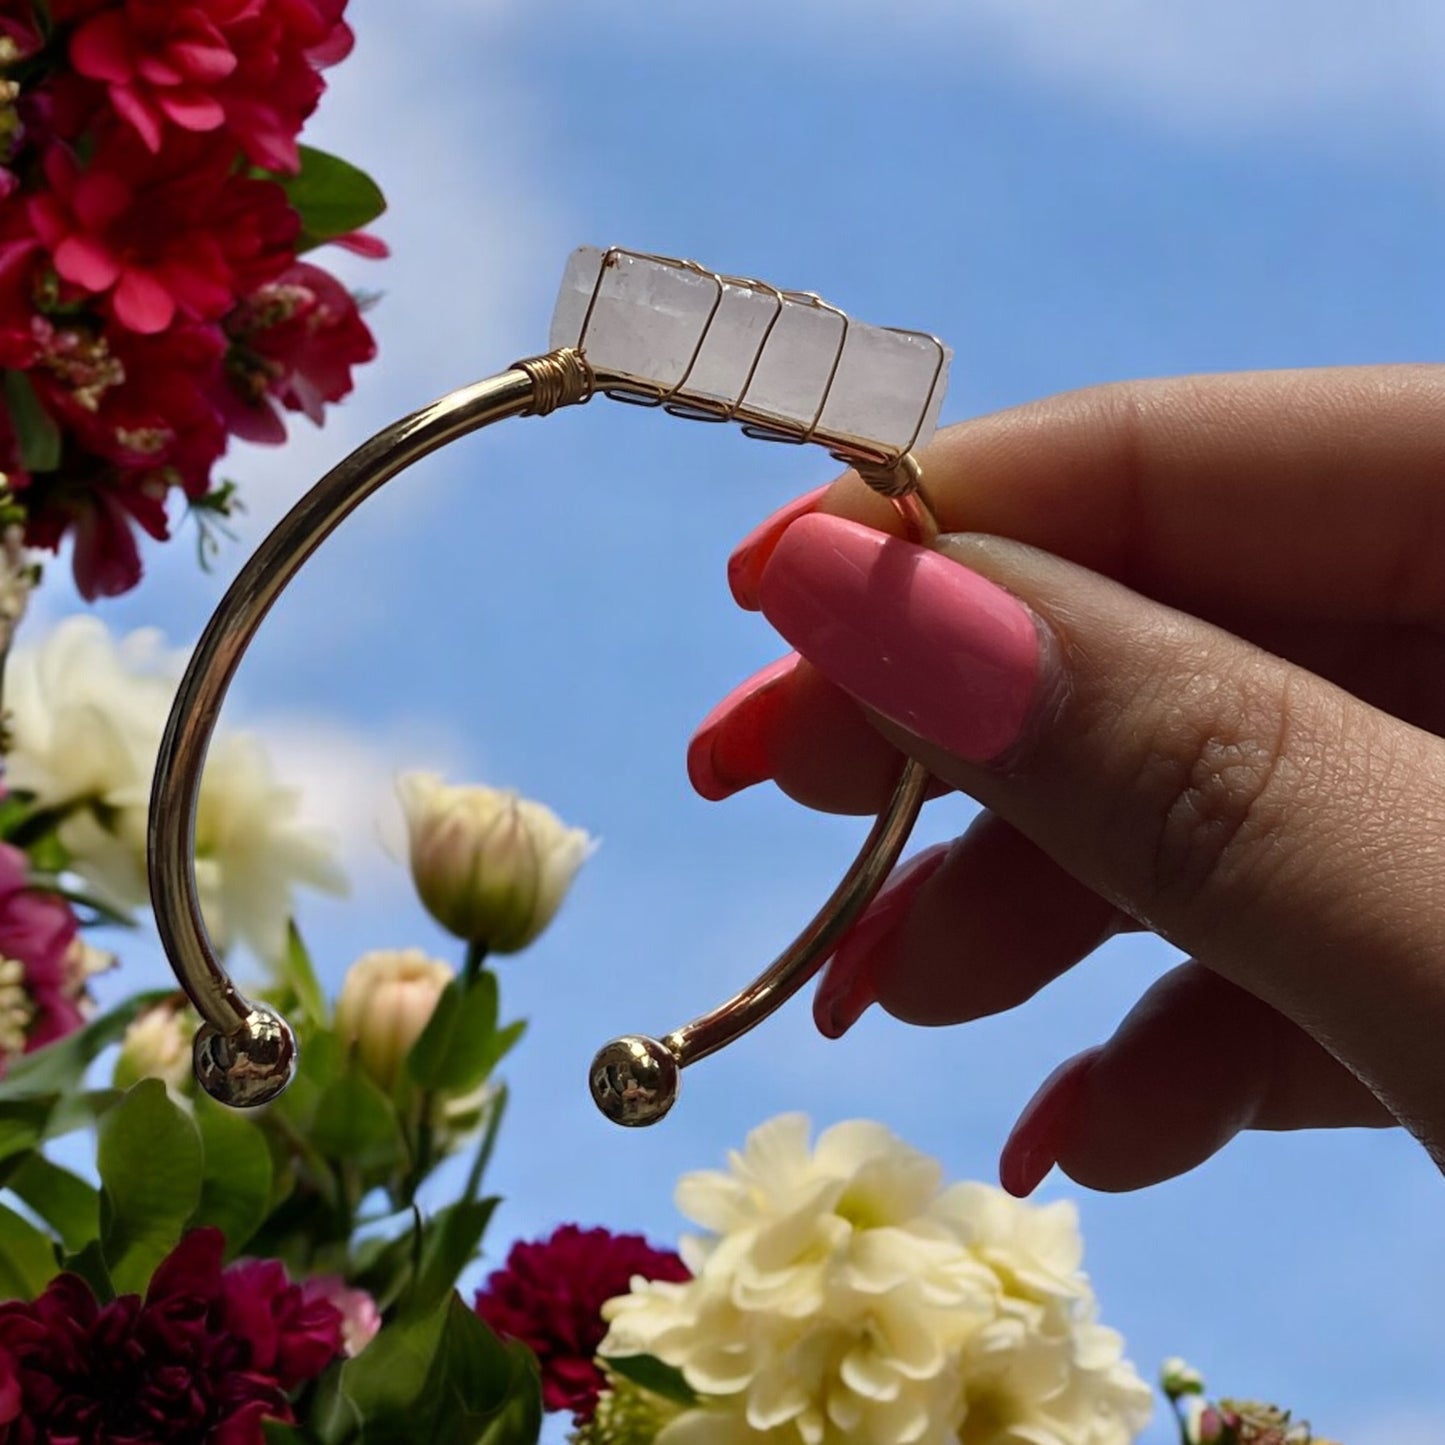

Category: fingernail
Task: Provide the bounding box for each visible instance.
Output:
[758,514,1041,764]
[814,843,951,1038]
[999,1047,1100,1197]
[687,654,800,800]
[727,485,831,610]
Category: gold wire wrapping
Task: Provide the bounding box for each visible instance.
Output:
[571,248,947,487]
[513,346,594,415]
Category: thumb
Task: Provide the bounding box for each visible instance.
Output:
[757,512,1445,1164]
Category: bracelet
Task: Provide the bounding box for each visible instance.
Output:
[146,246,950,1126]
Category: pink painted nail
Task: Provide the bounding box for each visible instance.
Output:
[727,485,831,610]
[813,843,951,1038]
[757,514,1041,764]
[999,1047,1101,1197]
[687,654,800,801]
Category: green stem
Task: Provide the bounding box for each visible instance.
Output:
[463,940,489,985]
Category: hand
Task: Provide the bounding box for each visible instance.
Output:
[688,365,1445,1195]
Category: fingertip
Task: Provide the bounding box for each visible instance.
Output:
[727,484,831,610]
[686,654,800,800]
[999,1047,1100,1197]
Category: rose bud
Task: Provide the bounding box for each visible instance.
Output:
[396,773,593,952]
[334,948,454,1091]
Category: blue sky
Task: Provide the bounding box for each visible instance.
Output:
[29,4,1445,1441]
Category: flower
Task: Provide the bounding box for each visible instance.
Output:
[397,772,593,952]
[0,841,93,1068]
[3,616,345,961]
[0,1226,343,1441]
[334,947,454,1091]
[301,1276,381,1358]
[114,999,194,1093]
[191,731,347,963]
[475,1224,690,1420]
[599,1114,1153,1445]
[575,1380,685,1445]
[220,261,377,444]
[67,2,238,153]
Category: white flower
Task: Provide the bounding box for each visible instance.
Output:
[396,772,593,952]
[114,1002,194,1094]
[3,616,344,962]
[334,948,455,1091]
[600,1115,1152,1445]
[191,732,346,963]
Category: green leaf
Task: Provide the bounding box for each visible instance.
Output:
[344,1294,523,1444]
[5,1154,99,1254]
[427,1299,530,1445]
[0,794,33,841]
[350,1224,419,1314]
[339,1298,450,1427]
[473,1340,543,1445]
[0,1095,56,1164]
[280,922,328,1033]
[263,1423,314,1445]
[409,1197,497,1313]
[311,1065,405,1172]
[604,1354,700,1407]
[283,145,386,251]
[407,975,499,1093]
[190,1094,275,1258]
[97,1080,204,1294]
[0,1200,58,1299]
[0,991,172,1102]
[2,370,61,471]
[273,1029,343,1135]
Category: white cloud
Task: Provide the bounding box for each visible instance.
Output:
[683,0,1445,139]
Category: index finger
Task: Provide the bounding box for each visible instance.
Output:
[734,365,1445,626]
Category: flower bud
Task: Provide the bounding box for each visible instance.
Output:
[334,948,455,1091]
[396,773,593,952]
[1162,1357,1207,1400]
[114,1003,194,1094]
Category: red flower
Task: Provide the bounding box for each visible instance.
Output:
[0,1228,344,1443]
[21,319,228,597]
[28,134,243,333]
[211,0,351,173]
[474,1224,690,1421]
[220,261,374,443]
[68,1,241,153]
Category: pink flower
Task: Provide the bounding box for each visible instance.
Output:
[0,1228,344,1442]
[302,1276,381,1357]
[475,1225,690,1421]
[68,1,241,154]
[220,261,375,443]
[0,842,90,1069]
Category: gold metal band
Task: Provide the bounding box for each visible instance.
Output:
[146,350,936,1124]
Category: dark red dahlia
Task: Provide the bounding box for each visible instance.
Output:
[474,1224,689,1422]
[0,1228,343,1443]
